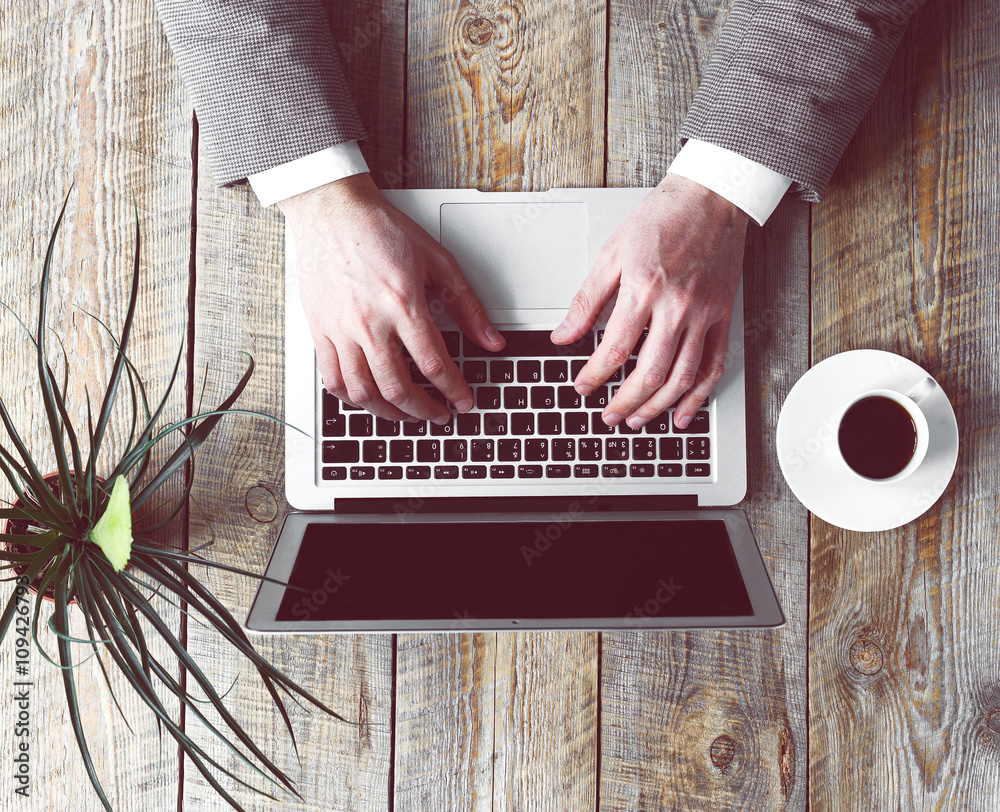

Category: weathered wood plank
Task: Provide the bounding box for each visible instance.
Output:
[809,0,1000,808]
[601,1,809,809]
[0,0,191,809]
[397,2,606,809]
[180,2,401,809]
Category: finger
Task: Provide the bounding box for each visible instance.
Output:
[430,249,505,352]
[398,317,475,416]
[336,340,411,422]
[573,291,651,397]
[620,325,708,429]
[366,338,455,425]
[671,320,730,428]
[600,312,684,424]
[550,249,619,345]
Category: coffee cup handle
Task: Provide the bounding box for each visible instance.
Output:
[905,376,937,405]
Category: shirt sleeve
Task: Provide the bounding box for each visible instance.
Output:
[667,139,793,226]
[248,142,371,207]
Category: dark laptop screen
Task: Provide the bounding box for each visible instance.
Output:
[275,519,753,622]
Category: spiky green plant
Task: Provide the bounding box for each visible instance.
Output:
[0,193,347,810]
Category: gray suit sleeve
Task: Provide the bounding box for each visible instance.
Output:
[681,0,924,202]
[154,0,366,186]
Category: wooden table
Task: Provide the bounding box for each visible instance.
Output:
[1,1,997,809]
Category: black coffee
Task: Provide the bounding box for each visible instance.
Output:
[838,396,917,479]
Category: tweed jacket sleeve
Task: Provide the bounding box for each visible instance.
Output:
[681,0,924,202]
[153,0,366,187]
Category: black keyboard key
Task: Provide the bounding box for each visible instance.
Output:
[675,410,711,434]
[511,413,535,435]
[389,440,414,463]
[570,359,586,380]
[591,413,615,434]
[462,465,488,479]
[457,413,480,435]
[530,386,556,409]
[617,421,642,434]
[574,464,599,478]
[376,417,400,436]
[490,360,514,383]
[349,413,373,436]
[605,438,629,460]
[434,465,460,479]
[608,366,623,383]
[350,466,375,480]
[406,465,432,479]
[442,331,461,357]
[578,439,602,461]
[362,440,387,463]
[632,438,657,461]
[430,419,455,436]
[322,466,347,481]
[464,360,488,384]
[525,439,548,461]
[378,465,403,479]
[444,439,468,462]
[660,438,683,460]
[471,439,494,461]
[504,386,529,410]
[644,412,672,434]
[498,439,522,462]
[416,439,440,462]
[424,387,448,407]
[518,465,543,478]
[552,438,575,461]
[322,412,346,437]
[403,420,427,436]
[624,358,637,376]
[686,463,711,477]
[477,387,501,410]
[484,412,508,436]
[538,413,561,435]
[564,412,588,435]
[546,464,571,478]
[463,330,593,357]
[323,440,360,463]
[490,465,515,479]
[658,463,682,477]
[558,386,581,408]
[517,360,541,383]
[602,464,626,478]
[544,360,568,382]
[322,390,339,419]
[584,387,609,409]
[630,463,655,477]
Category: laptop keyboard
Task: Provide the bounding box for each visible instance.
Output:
[318,329,714,483]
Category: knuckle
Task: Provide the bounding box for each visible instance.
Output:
[641,369,667,390]
[417,353,448,379]
[380,383,409,406]
[346,386,372,407]
[602,343,632,369]
[570,288,594,317]
[704,360,726,384]
[674,369,698,391]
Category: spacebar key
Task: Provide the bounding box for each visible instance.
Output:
[463,330,594,357]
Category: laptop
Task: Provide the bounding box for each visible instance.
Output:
[245,187,784,633]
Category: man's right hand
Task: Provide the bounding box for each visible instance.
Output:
[277,173,505,424]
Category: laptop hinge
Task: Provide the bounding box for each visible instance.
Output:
[334,494,698,515]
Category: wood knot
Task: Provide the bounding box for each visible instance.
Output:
[244,485,278,524]
[709,734,736,773]
[987,710,1000,733]
[849,638,884,675]
[465,17,495,45]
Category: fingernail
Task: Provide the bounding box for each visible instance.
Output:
[676,414,691,429]
[550,320,571,341]
[486,326,504,346]
[454,397,473,412]
[432,414,451,426]
[603,410,621,427]
[627,415,648,429]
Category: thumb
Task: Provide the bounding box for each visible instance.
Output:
[430,251,505,351]
[551,253,618,343]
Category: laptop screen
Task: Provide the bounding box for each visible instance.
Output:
[275,518,752,623]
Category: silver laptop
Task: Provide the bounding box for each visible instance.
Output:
[245,187,784,632]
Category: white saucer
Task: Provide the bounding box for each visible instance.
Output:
[776,350,959,532]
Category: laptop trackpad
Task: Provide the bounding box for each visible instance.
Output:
[439,202,588,312]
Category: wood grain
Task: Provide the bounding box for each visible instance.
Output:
[397,2,605,810]
[809,0,1000,808]
[0,1,192,809]
[600,1,809,809]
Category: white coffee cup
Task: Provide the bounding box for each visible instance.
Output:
[833,377,936,483]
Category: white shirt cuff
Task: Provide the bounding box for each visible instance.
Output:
[667,139,793,225]
[247,142,370,207]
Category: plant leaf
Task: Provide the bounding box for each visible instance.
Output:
[89,476,132,572]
